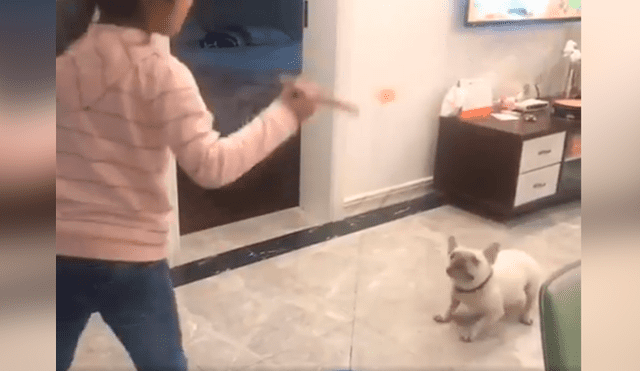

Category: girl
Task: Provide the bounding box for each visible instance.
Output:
[56,0,326,370]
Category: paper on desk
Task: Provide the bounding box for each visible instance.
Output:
[460,78,492,113]
[491,112,520,121]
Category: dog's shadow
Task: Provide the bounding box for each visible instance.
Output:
[449,304,540,342]
[438,311,542,368]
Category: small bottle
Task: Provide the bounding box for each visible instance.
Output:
[517,84,536,102]
[501,96,516,111]
[492,99,502,113]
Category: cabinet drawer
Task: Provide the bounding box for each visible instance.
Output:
[519,132,566,174]
[514,164,561,207]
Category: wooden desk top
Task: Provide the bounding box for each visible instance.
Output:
[454,108,580,139]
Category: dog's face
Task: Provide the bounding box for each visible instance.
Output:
[445,236,499,286]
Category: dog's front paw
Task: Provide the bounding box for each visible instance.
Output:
[458,327,474,342]
[519,315,534,326]
[433,314,449,323]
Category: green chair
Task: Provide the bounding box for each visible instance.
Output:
[539,260,581,371]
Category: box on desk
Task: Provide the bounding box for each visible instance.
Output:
[458,78,493,119]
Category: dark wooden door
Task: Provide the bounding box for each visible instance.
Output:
[173,0,304,235]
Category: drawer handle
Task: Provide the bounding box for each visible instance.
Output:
[538,149,552,155]
[533,182,546,189]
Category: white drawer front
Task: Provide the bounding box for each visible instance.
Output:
[519,132,566,174]
[514,164,561,207]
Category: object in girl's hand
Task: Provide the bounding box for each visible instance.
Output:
[318,97,360,116]
[290,90,359,116]
[283,75,359,116]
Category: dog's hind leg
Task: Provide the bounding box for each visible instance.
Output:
[520,278,540,325]
[463,309,503,342]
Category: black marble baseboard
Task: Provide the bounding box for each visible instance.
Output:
[171,192,443,287]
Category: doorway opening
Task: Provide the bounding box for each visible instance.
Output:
[172,0,305,235]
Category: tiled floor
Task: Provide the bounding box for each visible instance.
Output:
[69,201,581,371]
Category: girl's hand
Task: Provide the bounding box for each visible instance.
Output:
[280,76,326,124]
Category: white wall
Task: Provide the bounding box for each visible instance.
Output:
[167,0,582,249]
[332,0,581,206]
[298,0,343,223]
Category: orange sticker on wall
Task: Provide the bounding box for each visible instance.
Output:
[376,89,396,104]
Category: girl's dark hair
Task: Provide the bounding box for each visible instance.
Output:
[57,0,150,56]
[56,0,98,56]
[94,0,141,19]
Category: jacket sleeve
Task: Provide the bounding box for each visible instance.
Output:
[153,58,300,189]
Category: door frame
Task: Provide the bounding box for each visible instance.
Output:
[167,0,345,261]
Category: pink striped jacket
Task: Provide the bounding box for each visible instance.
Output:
[56,24,299,262]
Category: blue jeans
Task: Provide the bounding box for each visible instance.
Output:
[56,256,188,371]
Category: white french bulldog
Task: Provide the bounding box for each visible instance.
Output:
[434,236,543,342]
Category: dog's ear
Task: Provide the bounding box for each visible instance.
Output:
[447,236,457,254]
[483,243,500,265]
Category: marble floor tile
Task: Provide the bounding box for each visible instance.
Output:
[351,203,581,371]
[175,233,361,370]
[69,202,580,371]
